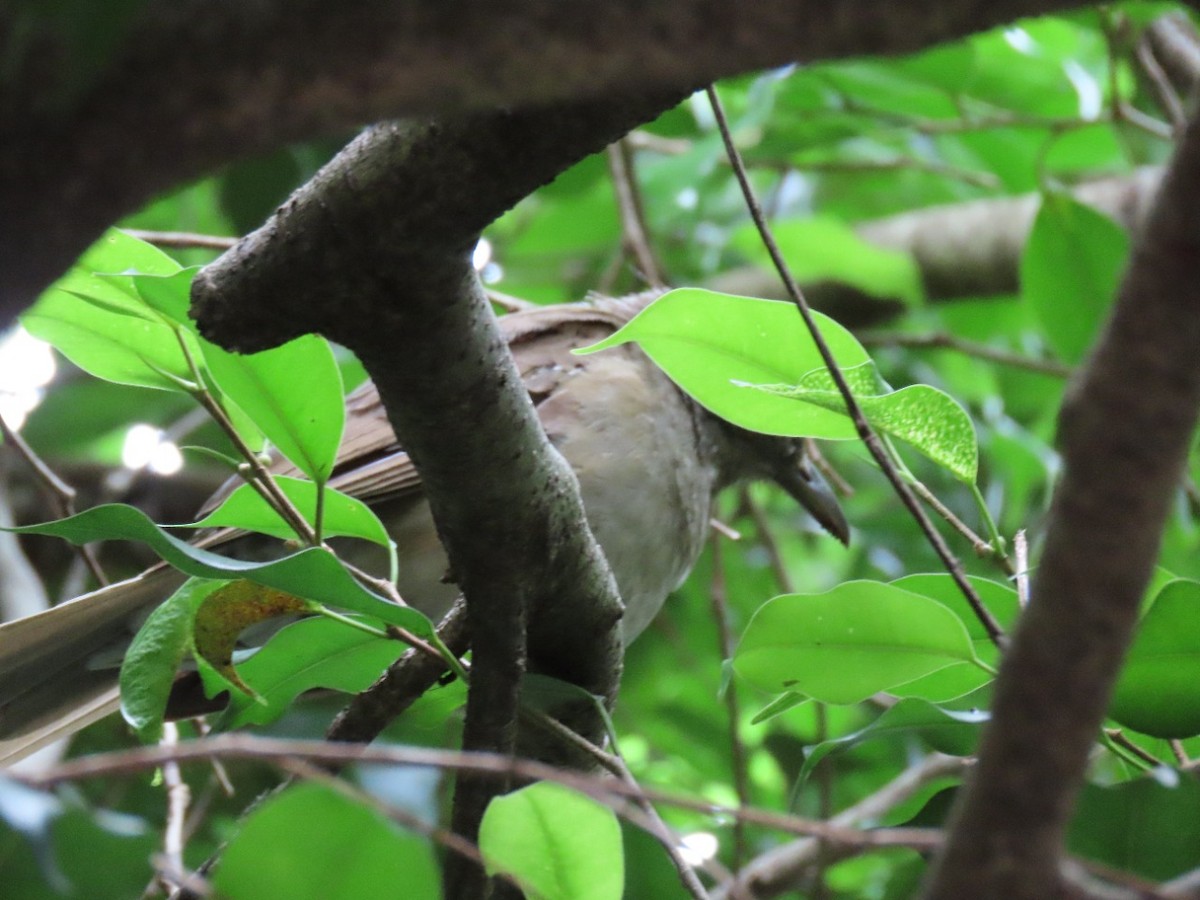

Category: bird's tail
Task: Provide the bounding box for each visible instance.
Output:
[0,566,184,766]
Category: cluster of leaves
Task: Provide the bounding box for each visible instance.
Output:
[6,6,1200,900]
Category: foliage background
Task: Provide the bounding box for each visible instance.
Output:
[4,6,1200,899]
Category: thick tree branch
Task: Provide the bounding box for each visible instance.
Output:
[925,92,1200,900]
[190,98,686,893]
[1,0,1120,326]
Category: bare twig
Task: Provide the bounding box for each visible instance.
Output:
[1103,729,1165,769]
[740,488,795,594]
[0,413,109,585]
[152,723,193,899]
[1168,740,1190,767]
[709,534,752,873]
[908,480,1016,577]
[14,734,945,851]
[1014,530,1030,607]
[715,753,971,899]
[803,440,853,498]
[123,230,238,251]
[706,85,1005,649]
[858,331,1073,378]
[607,139,667,287]
[1136,31,1187,133]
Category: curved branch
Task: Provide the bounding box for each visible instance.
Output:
[2,0,1103,325]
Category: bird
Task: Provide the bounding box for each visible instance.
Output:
[0,292,848,765]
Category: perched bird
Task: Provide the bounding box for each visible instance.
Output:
[0,293,848,764]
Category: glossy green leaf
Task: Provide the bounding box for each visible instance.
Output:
[480,782,623,900]
[1020,191,1129,364]
[5,504,431,636]
[201,334,345,484]
[889,574,1017,700]
[577,289,870,438]
[751,362,978,482]
[1110,580,1200,738]
[22,289,193,391]
[86,228,182,277]
[219,617,407,728]
[734,581,981,704]
[215,783,440,900]
[119,578,227,740]
[185,476,392,547]
[798,696,988,784]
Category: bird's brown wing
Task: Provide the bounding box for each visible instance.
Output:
[263,293,652,505]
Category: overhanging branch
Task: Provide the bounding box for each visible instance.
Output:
[2,0,1110,325]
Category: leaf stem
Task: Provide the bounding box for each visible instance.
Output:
[174,328,317,546]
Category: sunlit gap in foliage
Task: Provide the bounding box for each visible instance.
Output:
[0,326,56,430]
[473,237,503,284]
[121,423,183,476]
[677,831,719,867]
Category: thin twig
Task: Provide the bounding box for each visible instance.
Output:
[1014,530,1030,608]
[123,229,237,251]
[151,723,192,899]
[709,534,751,874]
[706,84,1005,649]
[0,412,109,584]
[858,331,1073,378]
[327,601,470,744]
[716,753,970,900]
[485,289,537,313]
[908,480,1016,578]
[803,440,853,498]
[740,488,795,595]
[1136,31,1188,132]
[1168,739,1190,767]
[1104,729,1165,768]
[173,327,319,548]
[15,734,945,850]
[607,139,666,287]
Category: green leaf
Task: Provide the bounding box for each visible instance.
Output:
[22,289,193,392]
[219,617,407,728]
[749,690,808,725]
[751,362,978,482]
[131,269,199,325]
[185,476,392,547]
[797,695,988,784]
[1069,778,1200,881]
[202,334,345,484]
[214,783,440,900]
[82,228,183,279]
[888,574,1017,701]
[1111,580,1200,738]
[120,578,227,741]
[5,504,431,637]
[480,782,623,900]
[731,217,924,306]
[1020,191,1130,364]
[734,581,981,704]
[577,289,869,438]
